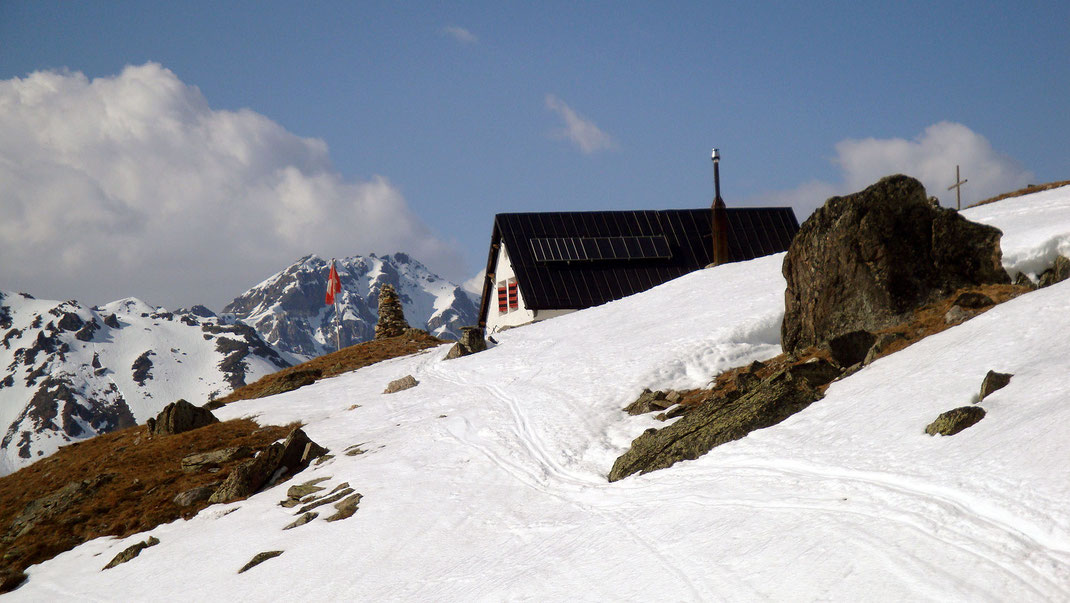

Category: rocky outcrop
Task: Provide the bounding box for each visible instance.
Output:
[173,484,219,507]
[445,326,487,360]
[374,284,409,339]
[208,428,327,504]
[609,359,841,481]
[827,330,877,368]
[147,399,219,436]
[782,175,1010,354]
[925,406,986,436]
[384,375,418,394]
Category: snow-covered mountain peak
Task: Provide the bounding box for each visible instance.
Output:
[224,253,477,359]
[0,293,290,476]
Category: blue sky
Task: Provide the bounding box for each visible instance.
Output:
[1,1,1067,309]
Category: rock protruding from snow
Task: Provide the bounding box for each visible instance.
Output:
[102,536,159,570]
[979,370,1013,401]
[374,284,409,340]
[925,406,986,436]
[782,175,1010,354]
[384,375,418,394]
[147,399,219,436]
[1038,255,1070,288]
[445,326,487,360]
[609,359,842,481]
[208,428,327,504]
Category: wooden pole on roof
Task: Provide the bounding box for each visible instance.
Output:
[711,148,730,266]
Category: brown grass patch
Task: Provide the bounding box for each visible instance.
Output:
[208,330,447,408]
[0,419,294,587]
[968,180,1070,208]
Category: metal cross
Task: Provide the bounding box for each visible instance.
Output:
[948,165,968,210]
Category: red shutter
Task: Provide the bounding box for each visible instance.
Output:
[508,281,518,309]
[498,285,507,313]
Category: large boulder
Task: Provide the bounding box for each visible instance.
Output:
[146,399,218,436]
[781,175,1010,354]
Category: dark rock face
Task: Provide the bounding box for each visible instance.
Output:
[103,313,121,329]
[173,485,219,507]
[827,330,877,368]
[146,399,219,436]
[374,284,409,340]
[609,360,841,481]
[782,175,1010,354]
[979,370,1012,401]
[925,406,985,436]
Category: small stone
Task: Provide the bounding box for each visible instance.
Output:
[325,493,363,522]
[925,406,986,436]
[944,305,972,325]
[384,375,418,394]
[295,488,354,515]
[238,550,283,574]
[283,512,319,530]
[979,370,1012,401]
[952,291,995,309]
[103,536,160,570]
[173,485,218,507]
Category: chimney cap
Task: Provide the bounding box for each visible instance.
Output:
[711,148,720,160]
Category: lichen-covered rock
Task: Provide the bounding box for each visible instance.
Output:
[146,399,218,436]
[609,360,841,481]
[925,406,986,436]
[782,175,1010,354]
[325,492,363,522]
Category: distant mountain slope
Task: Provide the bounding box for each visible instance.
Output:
[0,293,290,476]
[223,253,478,359]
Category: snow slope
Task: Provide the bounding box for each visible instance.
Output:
[12,186,1070,601]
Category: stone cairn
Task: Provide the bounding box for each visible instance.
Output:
[374,284,409,340]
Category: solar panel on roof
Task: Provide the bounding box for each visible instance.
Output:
[530,235,672,262]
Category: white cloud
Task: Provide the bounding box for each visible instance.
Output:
[442,25,477,44]
[0,63,467,309]
[545,94,618,154]
[747,122,1033,218]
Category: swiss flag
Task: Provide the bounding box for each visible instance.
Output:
[325,260,343,305]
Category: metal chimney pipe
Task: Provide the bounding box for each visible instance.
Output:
[711,148,729,266]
